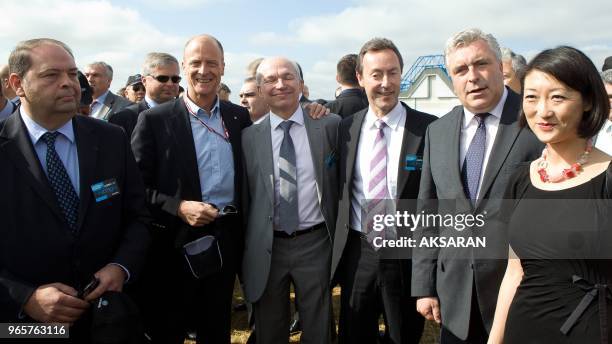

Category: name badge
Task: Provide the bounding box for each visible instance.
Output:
[91,179,120,202]
[405,154,423,171]
[325,149,338,168]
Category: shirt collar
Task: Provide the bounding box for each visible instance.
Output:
[184,94,220,118]
[463,87,508,127]
[270,105,304,130]
[364,101,404,130]
[19,109,75,144]
[94,90,110,104]
[144,95,158,108]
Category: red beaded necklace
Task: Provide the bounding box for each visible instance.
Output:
[537,139,593,183]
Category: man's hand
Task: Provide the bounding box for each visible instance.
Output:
[416,297,441,323]
[84,264,127,302]
[23,283,89,324]
[306,102,330,119]
[177,201,218,227]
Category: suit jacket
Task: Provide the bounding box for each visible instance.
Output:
[241,107,341,303]
[131,98,251,256]
[331,102,437,282]
[108,100,150,138]
[0,111,150,321]
[96,91,133,120]
[325,88,369,118]
[411,89,543,340]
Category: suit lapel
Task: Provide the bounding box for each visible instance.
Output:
[0,112,67,223]
[73,117,98,232]
[346,110,367,191]
[396,104,423,195]
[99,92,115,120]
[168,98,201,200]
[450,108,465,197]
[254,116,275,204]
[303,107,324,199]
[476,91,521,208]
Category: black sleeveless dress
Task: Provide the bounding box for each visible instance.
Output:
[504,163,612,344]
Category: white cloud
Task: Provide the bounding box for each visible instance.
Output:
[249,0,612,100]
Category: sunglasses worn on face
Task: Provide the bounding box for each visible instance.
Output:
[150,74,181,84]
[131,84,145,92]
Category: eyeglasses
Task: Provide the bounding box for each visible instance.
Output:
[149,74,181,84]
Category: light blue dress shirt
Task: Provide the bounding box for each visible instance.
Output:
[20,110,80,194]
[184,96,235,208]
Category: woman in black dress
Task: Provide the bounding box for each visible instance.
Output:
[489,46,612,343]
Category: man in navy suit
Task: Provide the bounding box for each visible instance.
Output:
[0,38,150,342]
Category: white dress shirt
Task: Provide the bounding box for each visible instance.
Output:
[350,102,406,232]
[459,87,508,199]
[270,107,324,231]
[90,90,110,119]
[595,120,612,156]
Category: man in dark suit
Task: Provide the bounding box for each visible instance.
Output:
[84,61,132,120]
[331,38,437,344]
[131,34,251,344]
[411,28,542,344]
[109,53,181,138]
[0,38,149,341]
[325,54,368,118]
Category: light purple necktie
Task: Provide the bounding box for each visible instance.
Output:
[366,119,389,244]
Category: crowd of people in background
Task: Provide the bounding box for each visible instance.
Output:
[0,27,611,344]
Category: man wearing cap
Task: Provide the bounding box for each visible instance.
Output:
[603,56,612,71]
[84,61,132,120]
[0,38,149,341]
[109,53,181,138]
[125,74,145,103]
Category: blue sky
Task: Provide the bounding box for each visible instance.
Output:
[1,0,610,103]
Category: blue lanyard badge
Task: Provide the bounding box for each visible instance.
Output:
[91,179,120,202]
[405,154,423,171]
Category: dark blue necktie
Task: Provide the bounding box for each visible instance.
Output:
[461,113,490,204]
[41,132,80,232]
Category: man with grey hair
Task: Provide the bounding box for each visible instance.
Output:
[84,61,132,120]
[0,64,19,107]
[242,56,340,343]
[412,28,541,343]
[331,37,437,343]
[109,52,181,137]
[501,47,527,94]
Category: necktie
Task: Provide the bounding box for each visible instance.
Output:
[366,119,390,244]
[461,113,490,204]
[89,100,98,117]
[41,132,80,232]
[278,120,298,235]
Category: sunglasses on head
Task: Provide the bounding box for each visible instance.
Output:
[149,74,181,83]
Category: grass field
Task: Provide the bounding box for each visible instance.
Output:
[220,280,441,344]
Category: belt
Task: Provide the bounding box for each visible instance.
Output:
[274,222,325,238]
[560,275,612,343]
[349,228,368,240]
